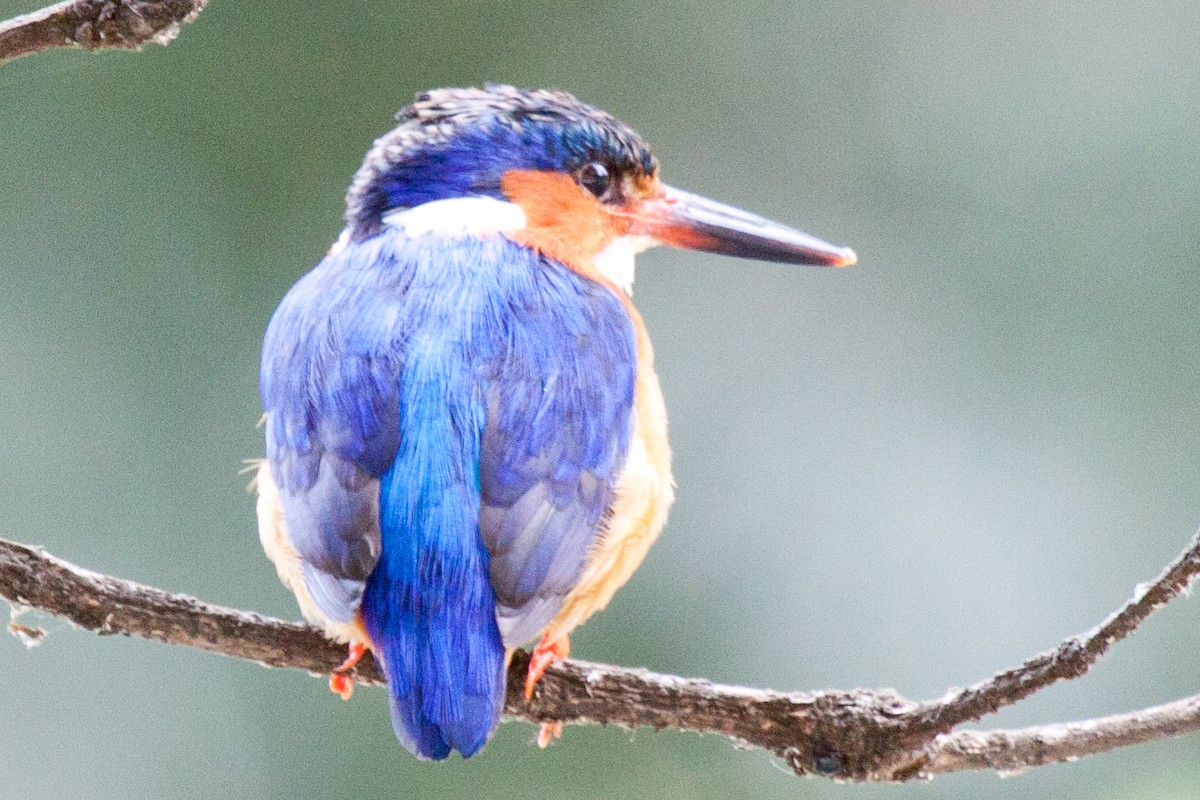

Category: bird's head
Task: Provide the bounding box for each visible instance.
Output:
[345,85,855,293]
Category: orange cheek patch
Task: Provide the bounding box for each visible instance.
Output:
[500,170,630,277]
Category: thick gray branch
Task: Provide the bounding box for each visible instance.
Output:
[0,0,207,64]
[2,534,1198,782]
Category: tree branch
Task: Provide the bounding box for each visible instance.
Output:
[925,693,1200,775]
[908,527,1200,734]
[2,532,1198,781]
[0,0,207,65]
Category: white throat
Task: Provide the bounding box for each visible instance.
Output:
[593,234,656,296]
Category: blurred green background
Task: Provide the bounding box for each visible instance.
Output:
[2,1,1199,797]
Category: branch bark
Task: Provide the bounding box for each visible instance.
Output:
[0,0,207,64]
[2,533,1198,781]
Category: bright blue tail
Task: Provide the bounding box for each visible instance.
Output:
[360,360,506,760]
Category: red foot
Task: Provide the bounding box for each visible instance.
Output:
[329,641,367,701]
[536,721,564,749]
[524,632,570,700]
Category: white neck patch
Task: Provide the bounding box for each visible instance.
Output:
[593,234,657,297]
[371,197,657,298]
[382,196,528,238]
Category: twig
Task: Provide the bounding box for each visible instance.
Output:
[925,693,1200,775]
[910,527,1200,733]
[0,0,207,65]
[1,533,1198,781]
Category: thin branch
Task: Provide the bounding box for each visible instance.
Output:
[0,0,207,65]
[2,534,1199,781]
[909,528,1200,734]
[926,693,1200,775]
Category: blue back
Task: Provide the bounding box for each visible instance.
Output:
[261,227,637,758]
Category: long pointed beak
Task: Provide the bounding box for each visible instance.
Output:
[622,185,856,267]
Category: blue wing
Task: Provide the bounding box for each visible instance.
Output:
[478,265,637,647]
[261,232,407,623]
[262,229,636,759]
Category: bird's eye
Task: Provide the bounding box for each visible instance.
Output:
[576,162,612,200]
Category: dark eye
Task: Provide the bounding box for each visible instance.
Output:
[576,162,612,199]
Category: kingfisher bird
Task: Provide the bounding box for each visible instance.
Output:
[254,85,855,760]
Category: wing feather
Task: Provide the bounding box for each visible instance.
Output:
[260,233,408,622]
[478,262,637,647]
